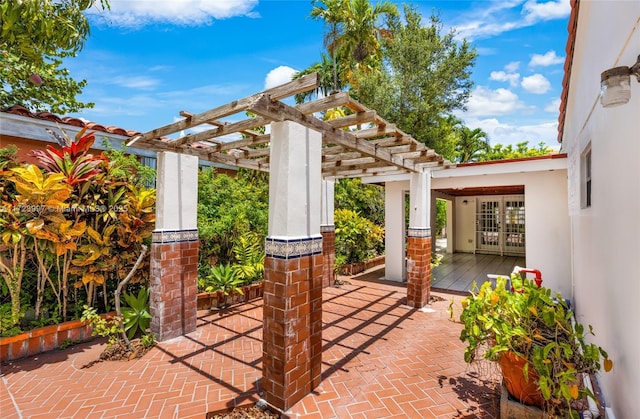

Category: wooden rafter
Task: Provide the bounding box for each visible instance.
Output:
[125,72,454,178]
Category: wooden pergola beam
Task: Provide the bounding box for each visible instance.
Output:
[126,73,320,146]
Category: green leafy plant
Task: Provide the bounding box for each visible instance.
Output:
[205,264,244,295]
[81,305,122,347]
[453,275,613,416]
[232,233,265,284]
[0,303,23,337]
[334,208,384,265]
[121,288,151,340]
[59,337,82,350]
[140,333,155,349]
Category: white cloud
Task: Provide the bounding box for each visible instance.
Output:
[490,70,520,87]
[504,61,520,72]
[111,75,159,90]
[454,0,570,40]
[523,0,571,22]
[96,0,259,27]
[521,74,551,94]
[462,86,529,117]
[264,66,297,90]
[544,98,561,113]
[529,50,564,67]
[464,117,560,148]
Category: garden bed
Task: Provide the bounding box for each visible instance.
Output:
[197,282,264,310]
[0,312,115,363]
[339,255,385,276]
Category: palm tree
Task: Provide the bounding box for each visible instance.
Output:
[311,0,348,93]
[292,53,343,103]
[340,0,398,64]
[455,126,490,163]
[304,0,398,95]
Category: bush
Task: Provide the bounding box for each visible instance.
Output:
[334,208,384,266]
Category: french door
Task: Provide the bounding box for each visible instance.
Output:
[476,195,525,256]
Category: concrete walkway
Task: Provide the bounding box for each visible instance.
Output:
[0,273,499,418]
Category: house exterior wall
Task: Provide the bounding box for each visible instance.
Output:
[561,2,640,416]
[454,197,476,253]
[0,113,237,175]
[432,162,570,296]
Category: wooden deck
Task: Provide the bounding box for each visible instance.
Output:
[431,252,526,293]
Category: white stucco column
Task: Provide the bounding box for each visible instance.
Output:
[384,180,408,281]
[409,171,431,230]
[150,151,199,342]
[267,121,321,238]
[155,152,198,230]
[321,179,335,227]
[263,120,324,411]
[406,170,433,308]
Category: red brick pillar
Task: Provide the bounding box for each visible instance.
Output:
[262,238,324,411]
[406,228,432,308]
[321,226,335,288]
[150,230,199,341]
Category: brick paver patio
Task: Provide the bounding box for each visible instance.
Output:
[0,270,499,418]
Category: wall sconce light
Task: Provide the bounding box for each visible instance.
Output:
[600,54,640,108]
[462,199,468,205]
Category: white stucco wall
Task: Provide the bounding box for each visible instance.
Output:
[454,197,476,253]
[561,2,640,416]
[432,159,571,296]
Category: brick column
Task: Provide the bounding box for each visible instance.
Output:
[406,228,432,308]
[150,152,198,341]
[407,171,432,308]
[263,239,324,411]
[321,226,335,288]
[150,230,199,341]
[263,121,323,411]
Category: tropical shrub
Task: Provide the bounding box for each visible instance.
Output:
[0,129,156,334]
[197,168,268,267]
[334,208,384,266]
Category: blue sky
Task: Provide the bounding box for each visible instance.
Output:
[68,0,571,150]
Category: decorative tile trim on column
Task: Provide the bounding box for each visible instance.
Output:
[320,225,335,233]
[152,229,199,243]
[265,236,323,259]
[407,227,431,238]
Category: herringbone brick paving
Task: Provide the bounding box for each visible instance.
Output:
[0,270,500,418]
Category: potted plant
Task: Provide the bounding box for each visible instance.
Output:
[453,274,613,417]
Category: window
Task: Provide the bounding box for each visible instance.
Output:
[581,146,592,208]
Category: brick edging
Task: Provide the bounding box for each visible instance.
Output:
[0,312,116,363]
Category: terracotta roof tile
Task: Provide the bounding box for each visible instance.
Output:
[60,116,85,127]
[34,112,63,123]
[3,105,32,117]
[557,0,580,144]
[106,126,128,136]
[85,122,108,132]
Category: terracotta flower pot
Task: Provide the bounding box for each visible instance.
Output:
[499,351,544,407]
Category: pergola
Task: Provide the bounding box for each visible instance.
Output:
[126,73,453,177]
[127,73,452,411]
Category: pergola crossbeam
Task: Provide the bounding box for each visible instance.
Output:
[126,73,455,178]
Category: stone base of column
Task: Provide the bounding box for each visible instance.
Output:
[406,228,432,308]
[262,237,323,411]
[321,226,335,288]
[150,229,199,341]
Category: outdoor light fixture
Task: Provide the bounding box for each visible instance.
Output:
[600,54,640,108]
